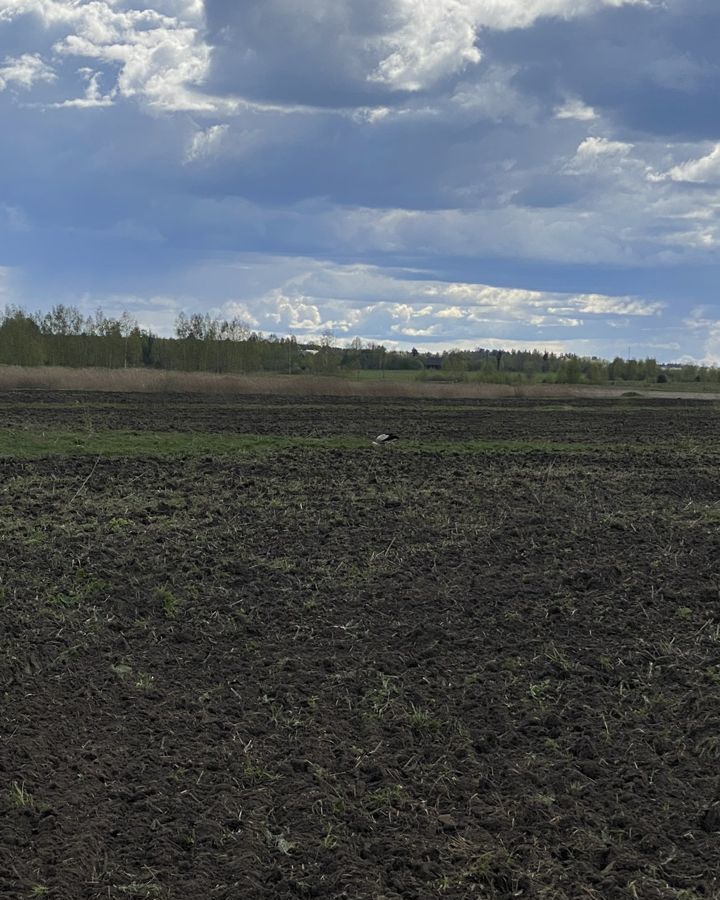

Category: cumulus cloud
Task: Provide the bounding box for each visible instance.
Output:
[0,0,227,111]
[0,52,55,90]
[116,255,663,346]
[435,305,465,319]
[700,328,720,366]
[554,97,597,120]
[166,256,665,357]
[200,257,664,345]
[217,300,259,327]
[666,143,720,183]
[368,0,482,91]
[49,67,114,108]
[368,0,651,91]
[202,0,650,107]
[6,250,703,360]
[576,294,663,316]
[683,310,720,366]
[185,123,229,162]
[565,136,635,173]
[273,292,324,330]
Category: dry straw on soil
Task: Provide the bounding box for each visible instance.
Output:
[0,365,633,399]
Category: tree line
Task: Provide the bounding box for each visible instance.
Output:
[0,303,718,384]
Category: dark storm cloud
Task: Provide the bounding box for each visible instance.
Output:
[201,0,412,107]
[482,1,720,140]
[185,109,536,211]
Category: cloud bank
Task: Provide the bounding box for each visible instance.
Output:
[0,0,719,363]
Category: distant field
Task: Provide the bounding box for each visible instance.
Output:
[344,368,421,380]
[1,363,719,400]
[2,392,720,898]
[632,380,720,393]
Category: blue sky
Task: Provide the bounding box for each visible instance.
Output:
[1,0,719,362]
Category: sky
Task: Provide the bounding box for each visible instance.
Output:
[1,0,719,362]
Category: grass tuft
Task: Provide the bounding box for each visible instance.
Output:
[155,587,183,618]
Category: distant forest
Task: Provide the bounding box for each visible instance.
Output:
[1,303,718,385]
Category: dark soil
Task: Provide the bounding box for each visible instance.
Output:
[2,393,720,899]
[1,390,719,443]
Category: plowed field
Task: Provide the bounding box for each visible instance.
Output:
[2,392,720,899]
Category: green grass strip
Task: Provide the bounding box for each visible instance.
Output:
[0,429,607,458]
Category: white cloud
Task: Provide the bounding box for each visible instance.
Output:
[683,311,720,366]
[201,257,664,344]
[15,253,685,359]
[352,106,392,124]
[0,0,233,112]
[577,295,663,316]
[441,283,544,305]
[49,66,114,107]
[369,0,482,91]
[185,124,229,162]
[368,0,650,91]
[390,323,439,336]
[391,302,434,319]
[671,225,718,249]
[217,301,259,328]
[565,136,634,173]
[554,97,597,121]
[435,305,465,318]
[666,143,720,184]
[0,52,55,90]
[273,291,324,330]
[0,0,669,124]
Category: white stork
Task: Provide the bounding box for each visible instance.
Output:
[372,433,399,446]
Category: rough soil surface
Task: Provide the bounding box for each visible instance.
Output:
[2,393,720,899]
[1,391,719,443]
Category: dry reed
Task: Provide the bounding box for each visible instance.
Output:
[0,364,701,400]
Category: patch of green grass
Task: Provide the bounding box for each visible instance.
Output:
[545,644,577,673]
[500,655,524,672]
[407,704,442,732]
[47,571,106,608]
[0,400,128,410]
[0,427,619,458]
[321,824,338,849]
[264,829,295,855]
[116,883,163,898]
[528,679,554,705]
[155,587,182,618]
[366,783,405,811]
[134,672,155,690]
[9,781,35,808]
[47,591,80,608]
[0,430,360,458]
[108,516,134,531]
[242,759,280,784]
[363,674,400,717]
